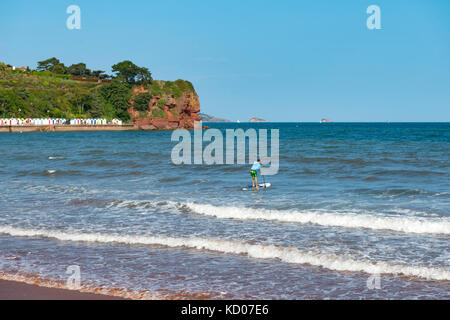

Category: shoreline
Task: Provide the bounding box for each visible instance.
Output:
[0,279,125,300]
[0,125,137,133]
[0,271,215,300]
[0,124,203,133]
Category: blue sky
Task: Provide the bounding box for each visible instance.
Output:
[1,0,449,121]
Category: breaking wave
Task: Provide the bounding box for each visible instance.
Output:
[0,226,449,281]
[183,203,450,235]
[74,198,450,235]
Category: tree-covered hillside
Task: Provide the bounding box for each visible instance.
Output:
[0,59,195,122]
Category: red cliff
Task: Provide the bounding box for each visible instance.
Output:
[129,80,201,130]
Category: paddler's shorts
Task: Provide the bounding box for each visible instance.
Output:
[250,170,257,178]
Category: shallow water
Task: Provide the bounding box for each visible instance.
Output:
[0,123,449,299]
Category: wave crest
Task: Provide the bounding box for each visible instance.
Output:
[0,226,449,281]
[184,203,450,235]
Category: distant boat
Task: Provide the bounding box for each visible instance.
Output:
[237,120,240,123]
[320,118,332,123]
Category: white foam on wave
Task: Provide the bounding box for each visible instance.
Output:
[0,225,449,281]
[99,199,450,235]
[105,199,179,211]
[184,203,450,235]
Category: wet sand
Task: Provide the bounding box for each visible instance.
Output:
[0,280,124,300]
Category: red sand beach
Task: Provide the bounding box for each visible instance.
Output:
[0,279,125,300]
[0,279,124,300]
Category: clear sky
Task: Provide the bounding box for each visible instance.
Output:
[1,0,449,122]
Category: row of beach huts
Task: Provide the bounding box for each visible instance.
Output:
[0,118,123,126]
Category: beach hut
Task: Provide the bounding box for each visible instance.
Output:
[112,118,122,125]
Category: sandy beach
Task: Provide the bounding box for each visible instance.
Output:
[0,279,124,300]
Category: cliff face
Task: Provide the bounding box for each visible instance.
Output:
[129,81,201,130]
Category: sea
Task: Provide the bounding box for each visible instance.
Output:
[0,122,449,299]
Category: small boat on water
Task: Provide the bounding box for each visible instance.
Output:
[320,118,332,123]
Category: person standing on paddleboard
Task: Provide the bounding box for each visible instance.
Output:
[250,158,263,189]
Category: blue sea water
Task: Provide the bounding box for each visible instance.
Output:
[0,123,449,299]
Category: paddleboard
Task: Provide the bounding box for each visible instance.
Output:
[242,183,271,190]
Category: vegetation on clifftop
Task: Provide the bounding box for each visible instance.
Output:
[0,59,195,121]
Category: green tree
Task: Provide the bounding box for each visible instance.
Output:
[91,70,109,79]
[134,92,151,112]
[112,60,152,84]
[37,57,61,72]
[51,63,67,74]
[87,89,105,118]
[102,102,116,120]
[0,90,9,117]
[68,63,91,77]
[99,80,132,121]
[136,66,152,85]
[69,88,92,116]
